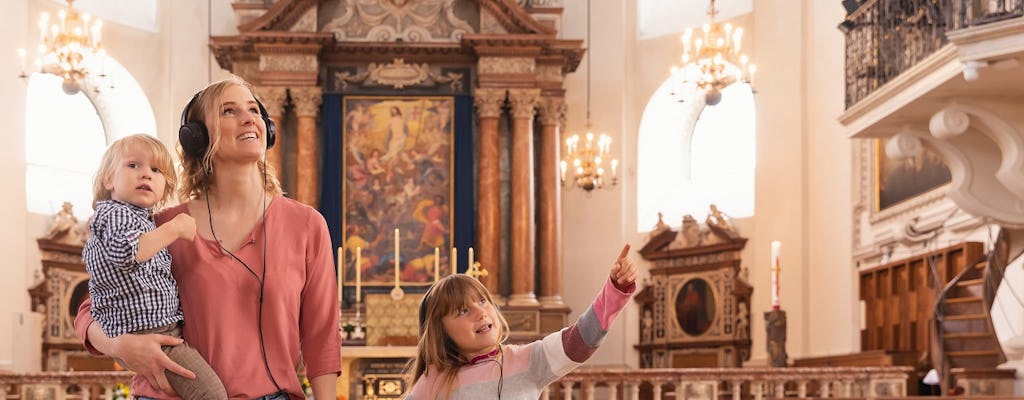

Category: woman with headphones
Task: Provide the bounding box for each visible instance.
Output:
[75,76,341,399]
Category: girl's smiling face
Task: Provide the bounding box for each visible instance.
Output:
[441,294,500,358]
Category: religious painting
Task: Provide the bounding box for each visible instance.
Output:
[875,139,951,211]
[675,278,716,336]
[341,96,455,286]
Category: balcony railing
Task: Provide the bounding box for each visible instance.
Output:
[547,366,912,400]
[0,371,132,399]
[842,0,1024,108]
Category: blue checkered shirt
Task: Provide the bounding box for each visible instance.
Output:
[83,200,182,337]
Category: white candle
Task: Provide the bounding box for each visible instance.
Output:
[394,228,400,288]
[770,240,781,310]
[355,247,362,304]
[451,247,457,275]
[342,245,350,304]
[434,247,440,282]
[469,247,475,269]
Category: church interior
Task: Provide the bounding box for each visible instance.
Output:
[2,0,1024,398]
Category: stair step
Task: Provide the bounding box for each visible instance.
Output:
[957,278,985,287]
[945,313,988,321]
[948,350,1000,357]
[945,332,990,339]
[946,296,982,304]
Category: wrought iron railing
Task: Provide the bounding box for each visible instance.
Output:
[842,0,1024,108]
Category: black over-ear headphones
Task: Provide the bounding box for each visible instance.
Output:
[179,90,277,159]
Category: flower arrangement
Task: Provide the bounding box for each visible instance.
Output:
[112,382,131,400]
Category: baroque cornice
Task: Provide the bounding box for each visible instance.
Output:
[238,0,320,33]
[478,0,556,35]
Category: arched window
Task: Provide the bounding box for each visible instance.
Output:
[637,79,755,232]
[25,55,156,219]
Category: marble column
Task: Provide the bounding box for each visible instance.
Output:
[507,88,540,306]
[291,86,322,208]
[253,86,288,179]
[537,97,567,307]
[473,88,506,298]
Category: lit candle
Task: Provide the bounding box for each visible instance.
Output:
[394,228,400,288]
[355,247,362,303]
[451,247,457,275]
[770,240,781,310]
[17,48,26,74]
[468,247,474,270]
[342,245,350,304]
[434,247,440,282]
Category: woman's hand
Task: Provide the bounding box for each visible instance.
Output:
[610,244,638,291]
[88,322,195,395]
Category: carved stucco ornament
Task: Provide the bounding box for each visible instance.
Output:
[322,0,475,42]
[368,59,430,89]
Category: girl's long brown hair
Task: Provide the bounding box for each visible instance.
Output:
[410,274,509,397]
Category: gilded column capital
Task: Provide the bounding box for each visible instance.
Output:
[474,88,506,119]
[507,88,541,120]
[537,97,567,127]
[291,86,323,117]
[253,86,288,117]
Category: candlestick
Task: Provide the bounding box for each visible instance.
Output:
[451,247,457,275]
[355,247,362,303]
[434,247,440,282]
[394,228,400,288]
[342,245,350,304]
[770,240,781,310]
[469,247,474,271]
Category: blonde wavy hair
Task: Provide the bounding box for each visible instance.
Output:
[177,76,282,200]
[92,134,177,210]
[410,274,509,397]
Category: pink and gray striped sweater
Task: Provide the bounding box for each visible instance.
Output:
[406,277,635,399]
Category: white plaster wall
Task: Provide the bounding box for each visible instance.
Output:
[0,0,31,372]
[559,0,633,368]
[803,0,858,356]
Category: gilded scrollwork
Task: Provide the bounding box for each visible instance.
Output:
[290,87,323,117]
[473,88,506,119]
[507,89,540,120]
[537,96,567,127]
[253,86,289,117]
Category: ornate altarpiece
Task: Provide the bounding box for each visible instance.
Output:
[211,1,582,398]
[634,226,753,369]
[29,239,116,372]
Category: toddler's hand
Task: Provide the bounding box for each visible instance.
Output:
[172,214,196,241]
[610,244,638,291]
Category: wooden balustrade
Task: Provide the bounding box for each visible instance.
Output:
[0,371,133,400]
[546,366,912,400]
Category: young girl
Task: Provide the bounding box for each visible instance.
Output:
[407,244,638,399]
[83,134,225,398]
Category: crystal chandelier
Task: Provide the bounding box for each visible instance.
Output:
[19,0,104,95]
[670,0,756,105]
[559,0,617,193]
